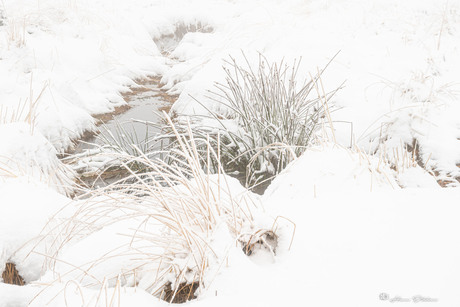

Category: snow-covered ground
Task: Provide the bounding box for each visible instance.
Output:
[1,0,460,306]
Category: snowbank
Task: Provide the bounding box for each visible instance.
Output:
[0,0,167,150]
[0,178,72,283]
[3,146,459,307]
[0,122,74,194]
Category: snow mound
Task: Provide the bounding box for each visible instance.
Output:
[0,122,75,195]
[0,178,71,283]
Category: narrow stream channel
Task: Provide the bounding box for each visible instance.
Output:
[65,79,177,189]
[63,23,216,190]
[75,84,170,152]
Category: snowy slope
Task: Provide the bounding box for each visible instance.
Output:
[2,146,459,307]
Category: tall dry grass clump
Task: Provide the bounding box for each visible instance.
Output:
[37,114,274,304]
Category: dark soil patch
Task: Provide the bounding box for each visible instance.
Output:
[241,230,278,256]
[154,91,178,109]
[91,77,165,125]
[124,76,162,98]
[436,178,457,187]
[162,281,200,304]
[405,139,425,168]
[234,172,271,195]
[93,104,132,124]
[88,76,175,124]
[2,262,25,286]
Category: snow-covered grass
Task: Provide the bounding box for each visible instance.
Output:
[28,116,275,304]
[172,53,340,189]
[0,123,75,195]
[0,178,72,284]
[2,0,460,306]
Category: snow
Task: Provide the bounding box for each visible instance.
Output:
[0,178,72,283]
[1,0,460,306]
[0,122,75,194]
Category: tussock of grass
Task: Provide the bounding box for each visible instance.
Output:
[36,114,278,304]
[170,53,341,190]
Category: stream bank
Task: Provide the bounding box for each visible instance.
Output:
[63,77,178,189]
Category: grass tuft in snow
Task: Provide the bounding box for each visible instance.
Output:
[38,114,277,303]
[175,53,341,191]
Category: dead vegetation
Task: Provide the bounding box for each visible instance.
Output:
[405,139,459,187]
[162,281,200,304]
[240,230,278,256]
[37,115,284,305]
[154,22,214,56]
[2,262,25,286]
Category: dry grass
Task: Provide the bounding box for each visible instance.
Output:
[2,262,25,286]
[0,77,76,195]
[162,281,200,304]
[0,153,76,196]
[239,230,278,256]
[6,18,26,48]
[0,74,46,131]
[374,138,458,188]
[375,140,420,174]
[33,114,278,304]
